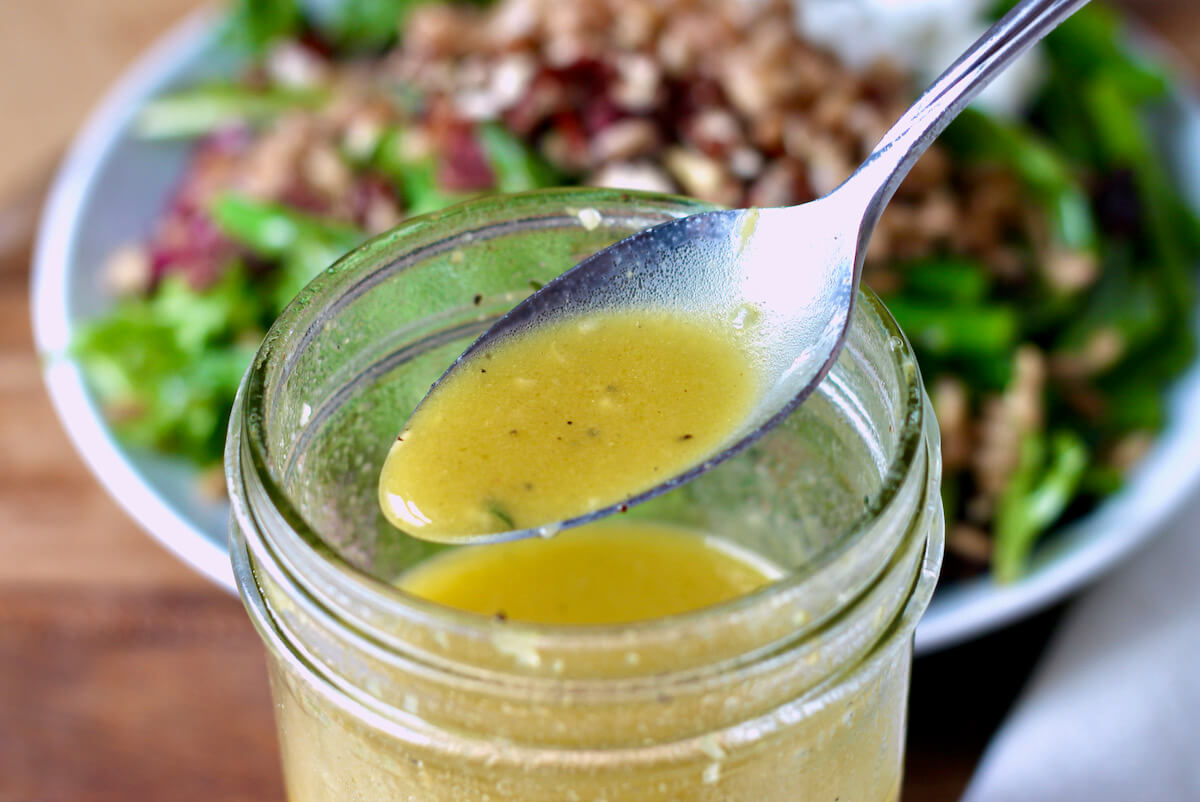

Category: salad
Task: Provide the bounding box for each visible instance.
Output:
[74,0,1200,582]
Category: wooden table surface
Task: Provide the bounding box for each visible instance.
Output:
[1,3,1197,800]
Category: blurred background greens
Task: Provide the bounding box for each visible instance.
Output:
[68,0,1199,582]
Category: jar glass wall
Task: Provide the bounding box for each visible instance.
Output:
[226,188,944,802]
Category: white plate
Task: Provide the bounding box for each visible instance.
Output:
[32,10,1200,650]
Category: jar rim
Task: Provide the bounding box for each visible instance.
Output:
[231,187,934,653]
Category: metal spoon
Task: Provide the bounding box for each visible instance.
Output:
[418,0,1089,543]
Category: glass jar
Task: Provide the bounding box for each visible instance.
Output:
[226,188,943,802]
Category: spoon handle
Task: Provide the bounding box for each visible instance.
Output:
[845,0,1090,234]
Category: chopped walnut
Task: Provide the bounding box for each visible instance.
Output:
[304,143,354,199]
[266,41,329,89]
[1050,328,1126,380]
[103,245,152,298]
[612,53,662,111]
[1108,432,1154,474]
[948,524,994,565]
[933,376,972,472]
[588,162,673,194]
[591,118,659,163]
[973,346,1046,500]
[664,147,741,205]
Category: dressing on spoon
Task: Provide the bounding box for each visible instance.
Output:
[379,308,762,542]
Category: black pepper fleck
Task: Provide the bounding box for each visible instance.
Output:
[473,294,483,305]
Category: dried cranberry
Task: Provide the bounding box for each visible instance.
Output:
[437,124,495,191]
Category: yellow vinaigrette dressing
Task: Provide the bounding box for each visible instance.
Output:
[398,521,778,625]
[379,309,761,541]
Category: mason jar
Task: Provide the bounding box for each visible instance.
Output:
[226,188,944,802]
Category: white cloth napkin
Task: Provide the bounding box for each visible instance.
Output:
[962,492,1200,801]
